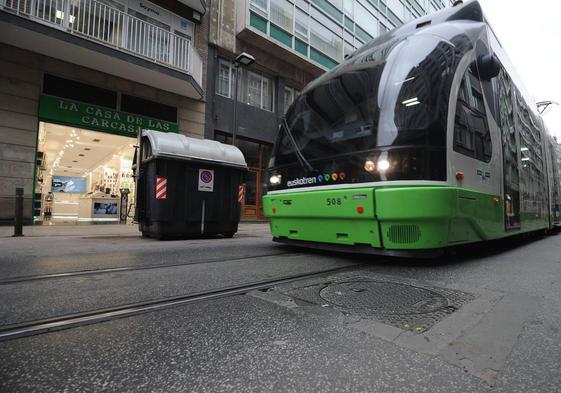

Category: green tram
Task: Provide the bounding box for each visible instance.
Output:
[263,0,561,257]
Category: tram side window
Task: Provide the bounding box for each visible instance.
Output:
[453,65,492,162]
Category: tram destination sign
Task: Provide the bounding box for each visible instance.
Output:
[38,95,179,136]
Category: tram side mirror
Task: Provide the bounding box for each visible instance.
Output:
[477,54,501,80]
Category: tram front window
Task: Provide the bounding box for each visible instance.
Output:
[270,35,461,190]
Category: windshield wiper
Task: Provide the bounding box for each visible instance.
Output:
[281,117,315,173]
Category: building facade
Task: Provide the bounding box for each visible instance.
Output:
[0,0,209,224]
[205,0,449,220]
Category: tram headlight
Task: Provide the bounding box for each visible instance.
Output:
[377,159,390,171]
[364,160,376,173]
[269,174,282,185]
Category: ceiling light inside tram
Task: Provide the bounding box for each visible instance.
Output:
[394,77,415,86]
[402,97,420,107]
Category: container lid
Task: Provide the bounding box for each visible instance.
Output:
[142,130,247,168]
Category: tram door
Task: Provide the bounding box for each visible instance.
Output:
[498,69,521,230]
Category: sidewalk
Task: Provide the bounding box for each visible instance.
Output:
[0,222,270,238]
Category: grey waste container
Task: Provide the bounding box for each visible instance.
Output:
[134,130,247,239]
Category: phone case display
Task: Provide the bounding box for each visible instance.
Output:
[119,159,135,191]
[104,168,118,195]
[34,151,46,217]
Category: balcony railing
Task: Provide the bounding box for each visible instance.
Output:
[1,0,203,87]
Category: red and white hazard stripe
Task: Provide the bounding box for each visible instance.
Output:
[155,177,167,200]
[237,184,245,204]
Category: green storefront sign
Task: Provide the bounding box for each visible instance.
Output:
[38,95,178,136]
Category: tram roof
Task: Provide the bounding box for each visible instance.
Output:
[302,1,488,94]
[354,0,485,58]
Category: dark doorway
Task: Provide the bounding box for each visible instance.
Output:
[215,132,271,220]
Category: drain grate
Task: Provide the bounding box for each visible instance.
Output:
[280,277,475,333]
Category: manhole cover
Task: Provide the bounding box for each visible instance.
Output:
[320,280,449,314]
[279,276,476,333]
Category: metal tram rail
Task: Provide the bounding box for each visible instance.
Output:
[0,251,298,285]
[0,265,359,342]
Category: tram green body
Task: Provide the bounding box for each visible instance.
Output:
[264,186,550,253]
[262,1,561,256]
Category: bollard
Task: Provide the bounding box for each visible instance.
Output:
[13,188,24,237]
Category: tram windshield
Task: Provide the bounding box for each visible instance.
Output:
[270,34,462,189]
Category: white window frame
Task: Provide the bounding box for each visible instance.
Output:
[216,58,233,98]
[245,70,275,112]
[284,86,300,112]
[250,0,269,18]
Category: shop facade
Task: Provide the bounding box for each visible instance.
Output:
[0,0,209,224]
[35,93,179,223]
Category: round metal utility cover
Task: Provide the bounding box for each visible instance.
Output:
[319,280,448,315]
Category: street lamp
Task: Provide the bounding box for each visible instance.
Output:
[232,52,255,146]
[536,100,559,115]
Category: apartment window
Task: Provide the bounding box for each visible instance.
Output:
[310,16,343,61]
[216,59,274,111]
[329,0,344,9]
[242,71,274,111]
[386,0,404,21]
[295,0,309,11]
[343,0,354,17]
[246,0,447,69]
[270,0,293,32]
[295,8,309,41]
[262,77,273,111]
[217,59,233,98]
[284,86,300,113]
[355,1,378,38]
[250,0,268,16]
[247,72,263,107]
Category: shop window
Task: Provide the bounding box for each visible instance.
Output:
[121,95,177,122]
[453,65,492,162]
[43,74,117,109]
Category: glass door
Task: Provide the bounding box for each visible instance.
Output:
[214,133,271,220]
[242,169,260,219]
